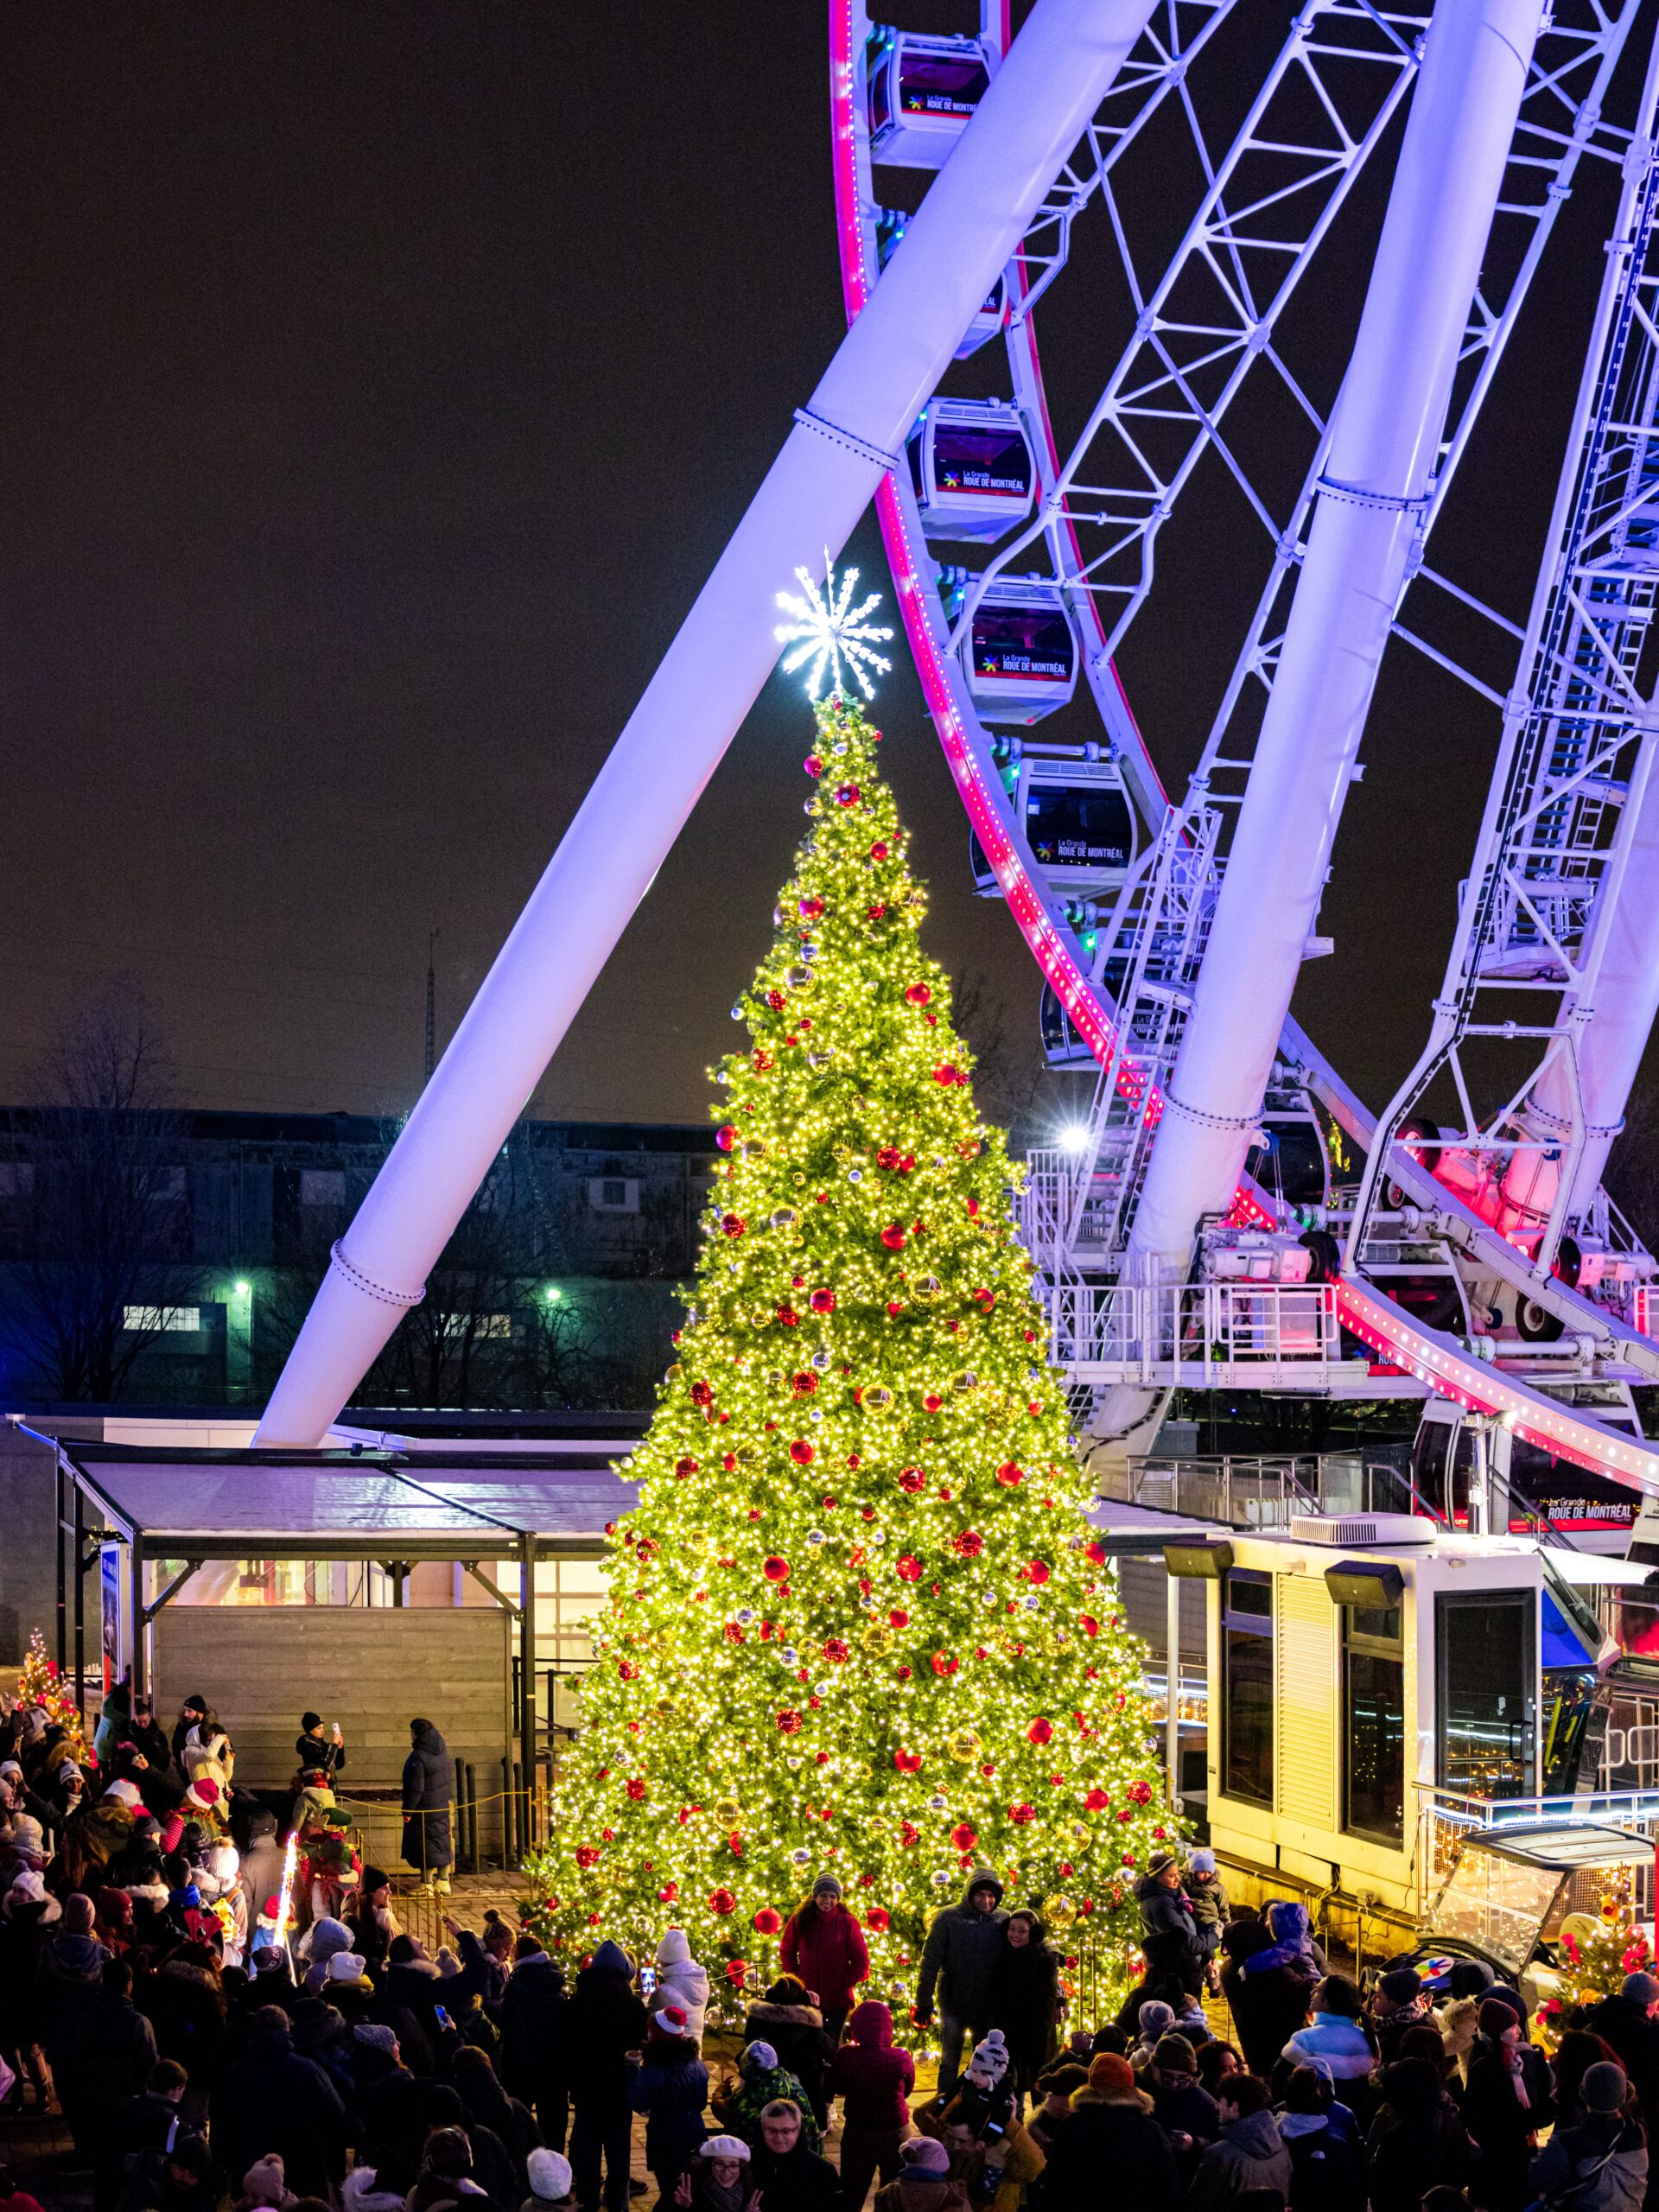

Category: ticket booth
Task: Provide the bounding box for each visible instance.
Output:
[1169,1516,1548,1914]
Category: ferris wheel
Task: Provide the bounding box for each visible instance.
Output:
[262,0,1659,1503]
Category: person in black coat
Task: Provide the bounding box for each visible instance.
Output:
[498,1941,570,2149]
[1459,2001,1554,2212]
[209,2005,348,2201]
[295,1713,346,1784]
[1141,2035,1220,2174]
[96,2059,188,2212]
[401,1719,454,1887]
[1217,1918,1315,2080]
[57,1959,158,2154]
[1035,2056,1180,2212]
[743,1977,836,2130]
[747,2098,843,2211]
[989,1908,1063,2107]
[1135,1854,1203,1997]
[1364,2057,1479,2212]
[565,1940,649,2212]
[1585,1969,1659,2147]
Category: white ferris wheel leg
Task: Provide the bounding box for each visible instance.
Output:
[1127,0,1545,1278]
[256,0,1168,1447]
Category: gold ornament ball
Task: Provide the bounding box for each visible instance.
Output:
[946,1729,983,1763]
[1070,1821,1093,1847]
[863,1621,894,1656]
[915,1276,944,1304]
[715,1797,743,1826]
[1045,1895,1077,1931]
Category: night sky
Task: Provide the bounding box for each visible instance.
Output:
[3,4,1641,1141]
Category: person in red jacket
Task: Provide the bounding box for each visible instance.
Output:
[830,1999,916,2210]
[780,1873,870,2044]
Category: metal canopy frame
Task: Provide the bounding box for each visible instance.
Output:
[40,1437,590,1825]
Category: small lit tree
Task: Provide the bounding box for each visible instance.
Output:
[16,1629,90,1764]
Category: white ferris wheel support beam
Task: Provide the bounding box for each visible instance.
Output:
[256,0,1167,1448]
[1127,0,1545,1277]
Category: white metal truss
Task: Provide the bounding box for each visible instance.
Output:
[1046,0,1647,1278]
[1352,96,1659,1274]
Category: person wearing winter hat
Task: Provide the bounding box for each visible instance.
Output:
[236,2155,298,2212]
[522,2148,575,2211]
[102,1779,143,1812]
[780,1871,871,2045]
[872,2134,970,2212]
[711,2039,823,2153]
[1528,2058,1647,2212]
[1141,2035,1220,2172]
[325,1950,371,1990]
[2,1868,59,1924]
[916,1869,1009,2099]
[299,1915,355,1995]
[831,1999,916,2210]
[1185,1851,1231,1995]
[743,1971,835,2128]
[294,1713,346,1785]
[1462,1998,1555,2209]
[943,2035,1046,2209]
[1036,2052,1177,2211]
[565,1938,648,2212]
[628,2003,710,2208]
[655,1926,710,2041]
[672,2138,748,2212]
[1370,1965,1433,2064]
[1585,1970,1659,2153]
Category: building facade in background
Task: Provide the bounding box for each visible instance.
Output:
[0,1109,719,1408]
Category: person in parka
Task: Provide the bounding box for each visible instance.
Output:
[989,1909,1063,2107]
[1134,1853,1202,1997]
[401,1719,454,1891]
[1527,2060,1648,2212]
[1184,2075,1294,2210]
[626,2005,709,2206]
[565,1940,649,2212]
[743,1975,835,2129]
[1029,2053,1179,2212]
[830,1998,915,2212]
[1184,1849,1230,1993]
[780,1873,869,2042]
[1140,2036,1219,2171]
[655,1928,709,2042]
[498,1939,570,2149]
[916,1868,1008,2097]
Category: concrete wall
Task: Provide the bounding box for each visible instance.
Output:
[0,1422,71,1670]
[152,1604,513,1864]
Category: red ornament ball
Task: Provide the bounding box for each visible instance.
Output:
[1027,1718,1054,1746]
[1080,1615,1100,1638]
[931,1652,959,1678]
[866,1904,891,1931]
[804,754,824,778]
[933,1065,961,1086]
[709,1889,736,1916]
[753,1907,783,1934]
[1085,1788,1111,1811]
[880,1224,907,1251]
[898,1467,927,1494]
[789,1440,815,1466]
[950,1823,977,1853]
[763,1556,791,1582]
[809,1287,836,1314]
[617,1662,639,1681]
[952,1529,984,1559]
[721,1214,747,1238]
[675,1456,700,1479]
[906,983,932,1007]
[626,1777,647,1800]
[724,1957,748,1984]
[658,1883,678,1904]
[799,895,825,918]
[575,1846,601,1868]
[893,1747,923,1774]
[869,840,890,860]
[835,784,861,808]
[995,1462,1024,1487]
[876,1146,902,1170]
[776,1710,803,1735]
[715,1125,737,1152]
[1009,1803,1037,1827]
[792,1371,818,1395]
[896,1556,924,1583]
[822,1638,849,1664]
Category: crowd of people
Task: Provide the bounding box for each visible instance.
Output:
[0,1699,1653,2212]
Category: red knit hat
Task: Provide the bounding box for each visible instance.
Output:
[1087,2053,1138,2095]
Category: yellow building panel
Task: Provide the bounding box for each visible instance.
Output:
[1276,1572,1335,1831]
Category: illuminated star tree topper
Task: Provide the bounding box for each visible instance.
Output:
[775,553,895,702]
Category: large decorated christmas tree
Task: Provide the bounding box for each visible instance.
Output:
[527,617,1166,2011]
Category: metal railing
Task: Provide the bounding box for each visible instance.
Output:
[1107,1446,1433,1529]
[1052,1280,1351,1378]
[1416,1783,1659,1915]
